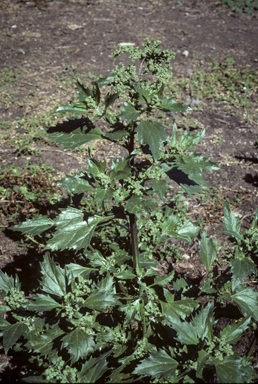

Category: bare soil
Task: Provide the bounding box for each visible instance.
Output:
[0,0,258,381]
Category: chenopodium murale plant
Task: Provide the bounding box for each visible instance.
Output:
[1,39,257,383]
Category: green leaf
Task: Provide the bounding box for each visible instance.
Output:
[162,218,199,243]
[87,158,107,178]
[0,316,10,330]
[3,322,28,353]
[47,119,103,149]
[191,301,215,341]
[25,294,61,312]
[77,79,92,101]
[65,263,96,285]
[0,270,15,294]
[172,317,199,345]
[222,202,242,242]
[220,316,251,344]
[152,271,175,287]
[125,195,157,215]
[199,231,218,272]
[231,287,258,320]
[26,323,64,357]
[161,290,198,321]
[46,210,107,252]
[61,328,95,364]
[40,253,66,297]
[196,349,209,379]
[115,270,136,279]
[84,290,121,311]
[55,103,88,114]
[215,356,252,383]
[151,179,169,202]
[108,157,131,180]
[133,350,178,379]
[133,84,152,104]
[104,92,119,109]
[9,214,54,236]
[56,173,93,195]
[96,73,117,87]
[79,350,112,382]
[136,120,168,161]
[159,97,190,112]
[104,129,128,142]
[118,102,140,121]
[230,255,255,291]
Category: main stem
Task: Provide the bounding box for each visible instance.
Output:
[128,122,140,270]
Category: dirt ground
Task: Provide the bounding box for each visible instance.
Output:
[0,0,258,381]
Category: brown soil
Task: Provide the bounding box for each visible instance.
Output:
[0,0,258,381]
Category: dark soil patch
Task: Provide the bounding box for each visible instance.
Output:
[0,0,258,381]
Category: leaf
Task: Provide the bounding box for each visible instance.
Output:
[125,195,157,215]
[220,316,251,344]
[151,179,169,202]
[3,322,28,353]
[0,270,15,294]
[47,118,103,149]
[133,84,152,104]
[152,271,175,287]
[159,97,190,112]
[96,73,117,87]
[191,301,215,341]
[199,231,218,272]
[77,79,92,101]
[230,256,255,291]
[46,211,107,252]
[173,221,200,242]
[161,290,198,321]
[79,350,112,382]
[196,349,209,379]
[133,350,178,379]
[215,356,252,383]
[10,214,54,236]
[87,158,107,178]
[118,102,140,121]
[104,129,128,142]
[84,290,121,311]
[55,103,88,114]
[40,253,66,297]
[171,317,199,345]
[104,92,119,109]
[25,294,61,312]
[108,157,131,180]
[222,202,242,242]
[0,317,10,330]
[26,323,64,357]
[136,120,168,161]
[61,328,95,364]
[65,263,96,285]
[231,287,258,320]
[56,173,93,195]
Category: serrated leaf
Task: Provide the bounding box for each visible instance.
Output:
[231,288,258,320]
[108,157,131,180]
[171,317,199,345]
[79,350,112,382]
[151,179,169,202]
[230,256,255,291]
[87,158,107,177]
[134,349,178,379]
[40,253,66,297]
[65,263,96,285]
[0,305,11,313]
[46,212,107,252]
[0,317,10,330]
[199,231,218,272]
[133,84,152,104]
[136,120,168,161]
[161,290,198,321]
[61,328,95,364]
[197,349,209,379]
[26,324,64,357]
[25,294,61,312]
[192,301,215,341]
[56,173,93,195]
[215,356,252,383]
[77,79,92,101]
[222,202,242,242]
[125,195,157,215]
[152,271,175,287]
[96,73,117,87]
[55,103,88,114]
[176,128,206,151]
[10,214,54,236]
[118,102,140,121]
[84,290,121,311]
[3,322,28,353]
[104,92,119,109]
[159,97,190,112]
[47,118,103,149]
[0,270,15,294]
[220,316,251,344]
[115,270,136,279]
[104,129,128,142]
[163,219,199,243]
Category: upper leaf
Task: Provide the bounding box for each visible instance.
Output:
[231,287,258,320]
[56,173,93,195]
[61,328,95,364]
[214,356,253,384]
[10,214,54,236]
[0,270,15,295]
[230,253,255,291]
[161,289,198,321]
[159,97,190,113]
[133,349,178,379]
[136,120,168,161]
[199,231,218,272]
[40,253,66,297]
[222,202,242,242]
[3,322,28,353]
[118,102,141,121]
[220,316,251,344]
[25,294,62,312]
[79,351,111,382]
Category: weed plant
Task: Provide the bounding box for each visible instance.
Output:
[0,40,258,383]
[218,0,258,13]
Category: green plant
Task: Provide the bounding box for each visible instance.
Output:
[217,0,258,13]
[1,40,257,383]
